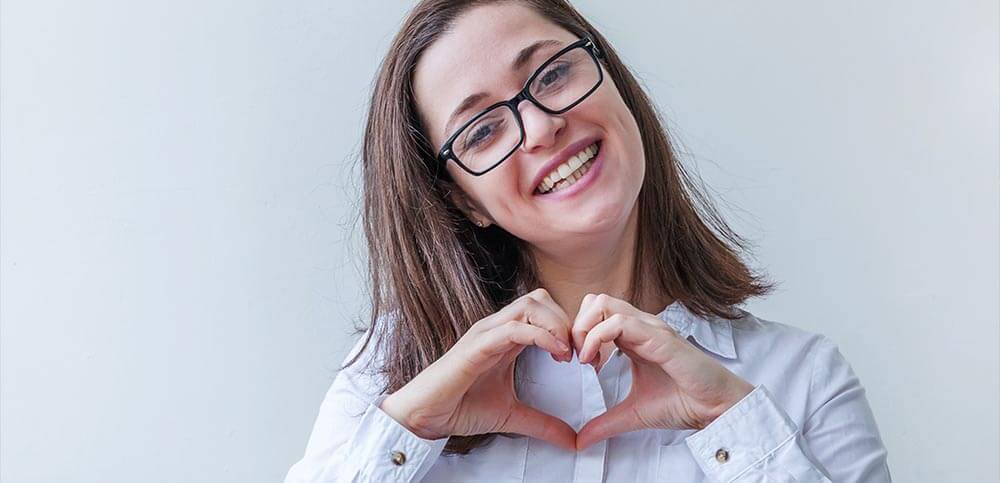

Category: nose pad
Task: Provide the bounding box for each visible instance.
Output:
[517,101,564,152]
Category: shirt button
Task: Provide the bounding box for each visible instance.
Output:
[391,450,407,466]
[715,448,730,463]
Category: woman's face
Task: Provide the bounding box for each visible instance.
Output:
[413,2,645,250]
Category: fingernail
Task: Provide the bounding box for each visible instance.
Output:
[556,340,570,352]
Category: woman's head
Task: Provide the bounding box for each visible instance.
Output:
[355,0,774,454]
[412,2,645,250]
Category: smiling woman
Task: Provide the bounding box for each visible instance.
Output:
[284,1,892,482]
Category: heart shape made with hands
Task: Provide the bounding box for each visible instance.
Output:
[522,291,754,451]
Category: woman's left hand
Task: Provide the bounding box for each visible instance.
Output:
[572,294,755,450]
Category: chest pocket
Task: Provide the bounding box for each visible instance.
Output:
[655,429,705,482]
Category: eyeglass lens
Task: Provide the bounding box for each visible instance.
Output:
[451,46,600,173]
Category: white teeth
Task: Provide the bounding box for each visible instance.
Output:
[557,164,572,179]
[547,159,594,193]
[538,142,599,193]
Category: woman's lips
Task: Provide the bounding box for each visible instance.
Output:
[533,141,605,200]
[530,137,603,194]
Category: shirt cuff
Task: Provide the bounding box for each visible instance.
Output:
[684,384,798,482]
[345,395,449,482]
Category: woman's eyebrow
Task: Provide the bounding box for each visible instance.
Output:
[443,39,564,137]
[511,39,563,72]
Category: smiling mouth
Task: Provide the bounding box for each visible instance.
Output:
[534,141,601,195]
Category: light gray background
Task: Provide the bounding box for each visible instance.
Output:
[2,1,997,482]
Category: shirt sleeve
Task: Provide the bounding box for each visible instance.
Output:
[684,336,893,482]
[283,333,449,483]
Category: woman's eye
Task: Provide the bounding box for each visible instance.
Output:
[538,63,570,89]
[468,127,490,147]
[465,120,501,149]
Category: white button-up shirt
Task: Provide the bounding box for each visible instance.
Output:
[285,301,892,482]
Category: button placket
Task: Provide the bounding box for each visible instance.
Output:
[574,359,609,483]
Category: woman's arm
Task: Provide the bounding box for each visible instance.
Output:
[684,336,892,482]
[285,289,577,483]
[283,335,449,483]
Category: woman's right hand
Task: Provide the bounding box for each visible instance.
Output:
[378,288,577,450]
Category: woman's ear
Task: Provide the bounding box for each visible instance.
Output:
[443,181,493,228]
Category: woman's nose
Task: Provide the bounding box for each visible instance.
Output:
[517,100,565,153]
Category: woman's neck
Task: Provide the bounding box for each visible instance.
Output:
[530,204,672,321]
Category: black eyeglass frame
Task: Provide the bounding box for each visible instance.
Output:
[435,36,605,177]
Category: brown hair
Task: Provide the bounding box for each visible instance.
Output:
[349,0,775,454]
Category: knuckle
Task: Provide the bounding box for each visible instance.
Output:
[520,296,540,311]
[594,293,611,305]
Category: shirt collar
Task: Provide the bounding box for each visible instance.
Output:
[656,301,738,360]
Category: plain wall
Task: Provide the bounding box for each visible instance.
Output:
[1,1,997,482]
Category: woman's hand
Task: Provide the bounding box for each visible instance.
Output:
[572,294,755,450]
[379,288,578,450]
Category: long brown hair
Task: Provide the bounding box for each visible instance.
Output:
[349,0,775,454]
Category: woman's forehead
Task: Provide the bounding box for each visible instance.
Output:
[412,4,575,143]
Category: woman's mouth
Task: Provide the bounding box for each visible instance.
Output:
[534,141,601,196]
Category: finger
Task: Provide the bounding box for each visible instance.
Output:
[481,321,571,360]
[578,314,658,364]
[502,403,578,451]
[576,401,642,450]
[577,313,624,364]
[580,314,679,367]
[476,290,544,331]
[571,293,606,355]
[487,289,567,331]
[524,287,573,330]
[487,290,571,361]
[519,301,573,362]
[571,293,649,353]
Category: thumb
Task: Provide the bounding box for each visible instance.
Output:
[501,403,577,451]
[576,401,641,450]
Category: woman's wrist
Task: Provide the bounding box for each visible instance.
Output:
[379,392,443,440]
[700,379,755,429]
[728,379,755,407]
[378,393,412,430]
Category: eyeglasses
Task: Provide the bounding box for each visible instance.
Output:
[436,36,605,177]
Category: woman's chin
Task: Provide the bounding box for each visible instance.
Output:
[530,207,630,240]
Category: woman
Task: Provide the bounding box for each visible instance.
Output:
[286,0,891,481]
